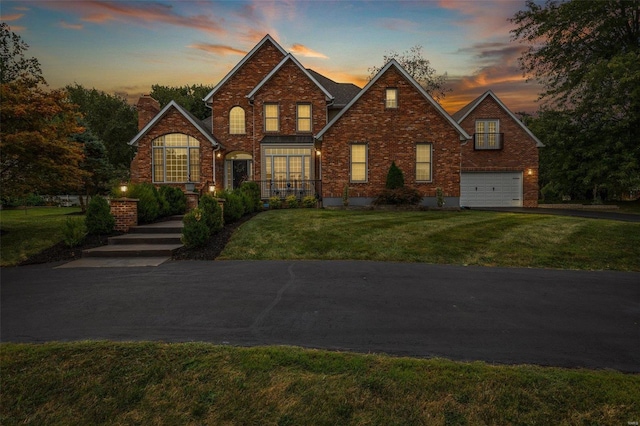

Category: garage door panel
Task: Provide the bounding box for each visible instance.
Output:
[460,172,523,207]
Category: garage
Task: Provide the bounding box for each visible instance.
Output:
[460,172,523,207]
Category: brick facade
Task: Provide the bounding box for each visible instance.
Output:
[320,66,462,206]
[129,35,539,208]
[457,95,540,207]
[110,198,138,232]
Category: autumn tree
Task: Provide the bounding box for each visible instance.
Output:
[511,0,640,199]
[66,84,137,172]
[0,24,87,200]
[368,45,450,101]
[149,84,215,120]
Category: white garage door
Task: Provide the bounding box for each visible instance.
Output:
[460,172,523,207]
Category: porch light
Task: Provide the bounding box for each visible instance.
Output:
[120,184,128,195]
[527,168,533,176]
[316,150,321,156]
[208,184,216,193]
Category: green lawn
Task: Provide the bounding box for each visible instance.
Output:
[0,207,82,267]
[2,342,638,425]
[220,209,640,271]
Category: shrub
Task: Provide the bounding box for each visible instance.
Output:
[237,190,255,215]
[181,208,210,248]
[239,181,261,213]
[302,195,317,208]
[85,196,115,234]
[342,184,349,207]
[159,186,187,216]
[269,196,282,209]
[219,190,244,223]
[199,194,223,235]
[62,217,87,247]
[128,183,161,223]
[436,187,445,208]
[386,161,405,189]
[285,195,299,208]
[373,187,423,205]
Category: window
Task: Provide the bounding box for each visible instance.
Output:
[297,103,312,132]
[264,103,279,132]
[385,88,398,108]
[229,106,245,134]
[152,133,200,182]
[416,143,432,182]
[475,120,502,150]
[263,147,313,198]
[350,144,368,182]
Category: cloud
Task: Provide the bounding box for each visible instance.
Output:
[438,0,522,38]
[44,1,227,35]
[2,13,24,21]
[188,43,247,56]
[290,43,328,59]
[59,21,84,30]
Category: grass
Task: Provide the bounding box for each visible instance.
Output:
[220,209,640,271]
[0,207,82,267]
[1,342,638,425]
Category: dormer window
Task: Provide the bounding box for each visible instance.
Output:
[385,88,398,109]
[475,120,502,150]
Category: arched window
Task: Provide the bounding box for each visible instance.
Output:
[152,133,200,183]
[229,106,246,135]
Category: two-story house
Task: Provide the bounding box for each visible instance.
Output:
[129,34,542,208]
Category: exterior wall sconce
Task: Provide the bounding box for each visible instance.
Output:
[208,184,216,194]
[527,168,533,176]
[316,150,321,156]
[216,152,222,158]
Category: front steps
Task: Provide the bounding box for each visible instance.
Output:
[82,216,184,259]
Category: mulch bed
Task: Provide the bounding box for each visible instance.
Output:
[18,214,256,266]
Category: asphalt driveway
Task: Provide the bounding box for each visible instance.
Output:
[1,260,639,372]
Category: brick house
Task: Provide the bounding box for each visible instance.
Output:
[453,90,544,207]
[129,34,541,207]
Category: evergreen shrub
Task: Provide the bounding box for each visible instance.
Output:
[181,208,209,248]
[269,196,282,209]
[85,196,115,234]
[302,196,317,208]
[285,195,299,208]
[199,194,223,235]
[373,187,422,205]
[128,183,161,223]
[219,190,244,223]
[239,181,261,213]
[386,161,405,189]
[159,186,187,216]
[62,217,87,247]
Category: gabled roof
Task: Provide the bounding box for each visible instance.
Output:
[129,101,220,147]
[453,90,544,147]
[306,69,361,107]
[246,54,334,101]
[316,59,471,140]
[203,34,287,104]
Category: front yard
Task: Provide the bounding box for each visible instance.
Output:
[220,209,640,271]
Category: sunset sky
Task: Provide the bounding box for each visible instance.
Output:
[1,0,544,114]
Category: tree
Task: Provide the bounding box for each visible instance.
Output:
[71,126,115,211]
[368,45,450,100]
[1,81,88,198]
[149,84,215,120]
[0,22,45,85]
[66,84,138,172]
[511,0,640,199]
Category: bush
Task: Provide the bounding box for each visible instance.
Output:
[85,196,115,234]
[199,194,223,235]
[385,161,405,190]
[269,196,282,209]
[373,187,423,205]
[128,183,161,223]
[219,190,244,223]
[181,209,210,248]
[302,195,317,208]
[62,217,87,247]
[285,195,299,208]
[239,181,261,213]
[159,186,187,216]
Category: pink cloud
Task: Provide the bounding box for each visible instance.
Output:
[188,43,247,56]
[59,21,84,30]
[290,44,328,59]
[1,13,24,21]
[438,0,522,38]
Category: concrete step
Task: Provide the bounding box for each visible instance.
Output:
[129,220,184,234]
[108,233,183,245]
[83,244,183,258]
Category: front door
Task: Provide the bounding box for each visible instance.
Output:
[232,160,249,189]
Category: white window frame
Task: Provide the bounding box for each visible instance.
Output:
[296,103,312,133]
[229,106,246,135]
[475,119,501,150]
[385,88,398,109]
[350,143,368,183]
[264,103,279,132]
[415,143,433,182]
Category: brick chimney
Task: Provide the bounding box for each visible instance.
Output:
[136,95,160,131]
